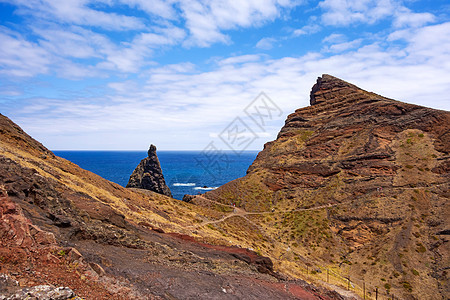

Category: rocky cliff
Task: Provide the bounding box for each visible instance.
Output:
[194,75,449,299]
[126,144,172,197]
[0,113,343,299]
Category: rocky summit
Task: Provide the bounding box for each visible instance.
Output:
[193,74,449,299]
[127,144,172,197]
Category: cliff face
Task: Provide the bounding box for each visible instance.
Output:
[126,144,172,197]
[248,74,449,192]
[199,75,449,299]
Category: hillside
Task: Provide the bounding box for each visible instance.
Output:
[0,113,343,299]
[192,75,449,299]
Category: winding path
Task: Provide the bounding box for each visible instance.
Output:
[187,195,340,229]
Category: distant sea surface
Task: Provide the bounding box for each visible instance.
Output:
[54,151,259,200]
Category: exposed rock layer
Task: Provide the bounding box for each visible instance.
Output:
[200,74,449,300]
[126,144,172,197]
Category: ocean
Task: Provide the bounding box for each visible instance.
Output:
[54,150,259,200]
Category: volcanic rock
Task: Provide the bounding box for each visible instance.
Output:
[0,276,82,300]
[126,144,172,197]
[200,74,449,300]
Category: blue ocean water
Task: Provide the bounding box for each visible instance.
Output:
[53,151,258,200]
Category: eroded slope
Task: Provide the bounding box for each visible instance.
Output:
[195,75,449,299]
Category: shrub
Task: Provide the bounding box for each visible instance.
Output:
[402,281,412,292]
[416,243,426,253]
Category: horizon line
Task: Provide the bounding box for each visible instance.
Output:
[51,149,262,152]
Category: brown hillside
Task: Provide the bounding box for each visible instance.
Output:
[196,75,450,299]
[0,113,344,299]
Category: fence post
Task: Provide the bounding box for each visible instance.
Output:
[327,269,329,283]
[306,265,308,274]
[363,281,365,299]
[375,287,378,300]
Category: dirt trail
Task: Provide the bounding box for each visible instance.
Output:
[188,195,340,229]
[189,182,449,230]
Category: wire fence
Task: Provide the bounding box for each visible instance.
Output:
[292,259,405,300]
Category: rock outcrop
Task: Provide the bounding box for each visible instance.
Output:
[0,275,82,300]
[126,144,172,197]
[197,74,449,300]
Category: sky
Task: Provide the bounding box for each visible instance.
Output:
[0,0,449,151]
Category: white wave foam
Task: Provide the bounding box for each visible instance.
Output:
[193,186,218,190]
[172,183,196,187]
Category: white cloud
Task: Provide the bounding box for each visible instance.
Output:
[33,26,108,59]
[0,1,189,77]
[324,39,363,53]
[9,0,145,31]
[256,37,277,50]
[293,24,321,36]
[0,21,186,77]
[319,0,395,26]
[322,33,346,43]
[179,0,230,47]
[180,0,300,47]
[0,0,303,73]
[393,22,450,62]
[0,28,51,77]
[119,0,177,19]
[219,54,263,65]
[393,8,435,28]
[101,26,186,72]
[322,34,362,53]
[318,0,437,29]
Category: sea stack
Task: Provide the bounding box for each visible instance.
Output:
[126,144,172,197]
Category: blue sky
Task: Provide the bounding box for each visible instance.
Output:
[1,0,449,150]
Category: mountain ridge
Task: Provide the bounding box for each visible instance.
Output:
[194,74,449,299]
